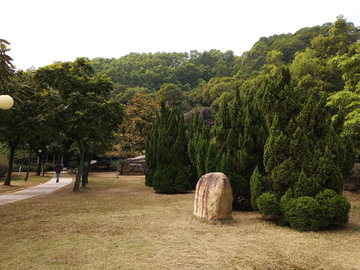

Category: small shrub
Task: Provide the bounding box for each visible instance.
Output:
[315,189,351,225]
[44,163,55,172]
[0,156,8,177]
[284,196,326,231]
[109,159,121,171]
[257,191,281,217]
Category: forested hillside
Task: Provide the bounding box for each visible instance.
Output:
[91,16,359,113]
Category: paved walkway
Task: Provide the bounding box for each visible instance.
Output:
[0,173,73,206]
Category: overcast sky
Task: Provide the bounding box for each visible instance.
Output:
[3,0,360,71]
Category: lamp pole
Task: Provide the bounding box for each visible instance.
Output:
[0,89,14,110]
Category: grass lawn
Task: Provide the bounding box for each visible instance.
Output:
[0,172,359,269]
[0,172,53,195]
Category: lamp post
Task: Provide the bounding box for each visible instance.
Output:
[0,90,14,110]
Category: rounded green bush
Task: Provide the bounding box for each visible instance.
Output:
[285,196,326,231]
[257,191,281,217]
[315,189,351,225]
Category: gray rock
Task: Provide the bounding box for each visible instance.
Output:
[119,155,147,175]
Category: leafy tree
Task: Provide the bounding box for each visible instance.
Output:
[327,42,360,144]
[291,16,359,97]
[0,39,14,85]
[114,86,153,104]
[156,83,184,107]
[34,58,124,191]
[116,93,159,156]
[0,71,38,185]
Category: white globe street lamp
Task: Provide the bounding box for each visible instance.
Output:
[0,94,14,110]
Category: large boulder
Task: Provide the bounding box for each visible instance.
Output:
[194,172,233,220]
[344,163,360,192]
[119,155,147,175]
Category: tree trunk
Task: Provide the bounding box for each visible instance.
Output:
[73,143,85,191]
[36,153,42,176]
[42,157,45,177]
[84,153,93,184]
[4,144,15,186]
[24,148,32,181]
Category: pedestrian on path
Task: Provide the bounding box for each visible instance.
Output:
[55,162,63,183]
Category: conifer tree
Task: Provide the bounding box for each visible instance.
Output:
[212,85,268,206]
[205,143,217,173]
[145,100,191,193]
[253,66,352,231]
[145,121,158,186]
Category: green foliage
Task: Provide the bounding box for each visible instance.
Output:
[15,165,38,173]
[285,196,326,231]
[116,93,159,155]
[0,39,14,86]
[34,58,125,191]
[257,66,353,231]
[293,170,322,198]
[156,83,184,107]
[153,164,191,194]
[315,189,351,225]
[44,163,55,172]
[250,166,270,211]
[146,101,192,193]
[145,121,159,187]
[257,192,281,217]
[92,50,238,95]
[205,143,217,173]
[211,86,268,206]
[0,156,8,177]
[109,160,121,172]
[69,161,78,170]
[188,113,211,181]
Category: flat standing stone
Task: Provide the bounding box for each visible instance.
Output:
[194,172,233,220]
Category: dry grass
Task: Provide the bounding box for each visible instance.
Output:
[0,172,52,195]
[0,172,359,270]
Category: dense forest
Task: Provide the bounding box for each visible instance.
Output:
[91,16,359,114]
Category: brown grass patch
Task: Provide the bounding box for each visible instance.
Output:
[0,172,359,269]
[0,172,52,195]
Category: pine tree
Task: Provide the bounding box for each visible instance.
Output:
[145,121,158,186]
[145,100,191,193]
[211,88,268,207]
[205,143,217,173]
[254,66,352,231]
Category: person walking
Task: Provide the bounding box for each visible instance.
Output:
[55,162,63,183]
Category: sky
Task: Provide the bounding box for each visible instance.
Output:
[3,0,360,71]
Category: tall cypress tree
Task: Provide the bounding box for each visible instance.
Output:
[254,66,352,231]
[145,101,192,193]
[145,120,158,186]
[212,85,268,206]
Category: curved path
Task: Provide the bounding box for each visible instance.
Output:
[0,173,73,206]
